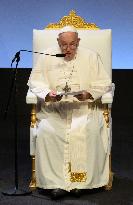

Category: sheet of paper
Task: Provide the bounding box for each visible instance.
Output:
[57,90,86,96]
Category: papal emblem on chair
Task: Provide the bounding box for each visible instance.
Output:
[26,10,114,191]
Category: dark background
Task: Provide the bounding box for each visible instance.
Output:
[0,69,133,205]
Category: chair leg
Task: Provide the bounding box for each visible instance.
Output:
[29,104,37,190]
[103,104,113,190]
[29,155,36,190]
[104,154,114,190]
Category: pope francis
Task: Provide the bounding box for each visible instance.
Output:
[28,26,111,199]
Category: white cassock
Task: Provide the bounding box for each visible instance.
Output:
[28,46,111,191]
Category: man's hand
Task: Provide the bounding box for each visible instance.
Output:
[74,91,94,101]
[45,91,63,102]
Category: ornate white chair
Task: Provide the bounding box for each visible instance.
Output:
[26,10,115,190]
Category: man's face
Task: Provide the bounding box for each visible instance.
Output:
[57,32,80,61]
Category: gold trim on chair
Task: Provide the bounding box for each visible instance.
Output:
[104,155,114,190]
[103,104,110,128]
[46,10,99,30]
[31,104,37,128]
[29,155,36,190]
[30,104,37,190]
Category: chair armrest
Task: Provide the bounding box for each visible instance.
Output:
[101,91,113,104]
[26,89,37,155]
[101,83,115,104]
[26,89,37,104]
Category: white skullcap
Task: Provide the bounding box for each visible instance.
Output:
[58,25,78,35]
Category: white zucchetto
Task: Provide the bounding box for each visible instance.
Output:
[58,25,78,35]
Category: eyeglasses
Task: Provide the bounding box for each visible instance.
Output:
[60,43,78,50]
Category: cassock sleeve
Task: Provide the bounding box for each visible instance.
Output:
[27,54,51,100]
[88,53,112,101]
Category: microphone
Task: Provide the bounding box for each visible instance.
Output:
[11,51,20,66]
[47,53,66,57]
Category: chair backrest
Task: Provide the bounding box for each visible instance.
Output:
[33,10,112,78]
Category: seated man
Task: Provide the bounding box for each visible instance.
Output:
[28,26,111,199]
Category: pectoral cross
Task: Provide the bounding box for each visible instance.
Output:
[62,82,71,95]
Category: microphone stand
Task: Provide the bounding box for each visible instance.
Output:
[2,49,65,196]
[2,51,31,196]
